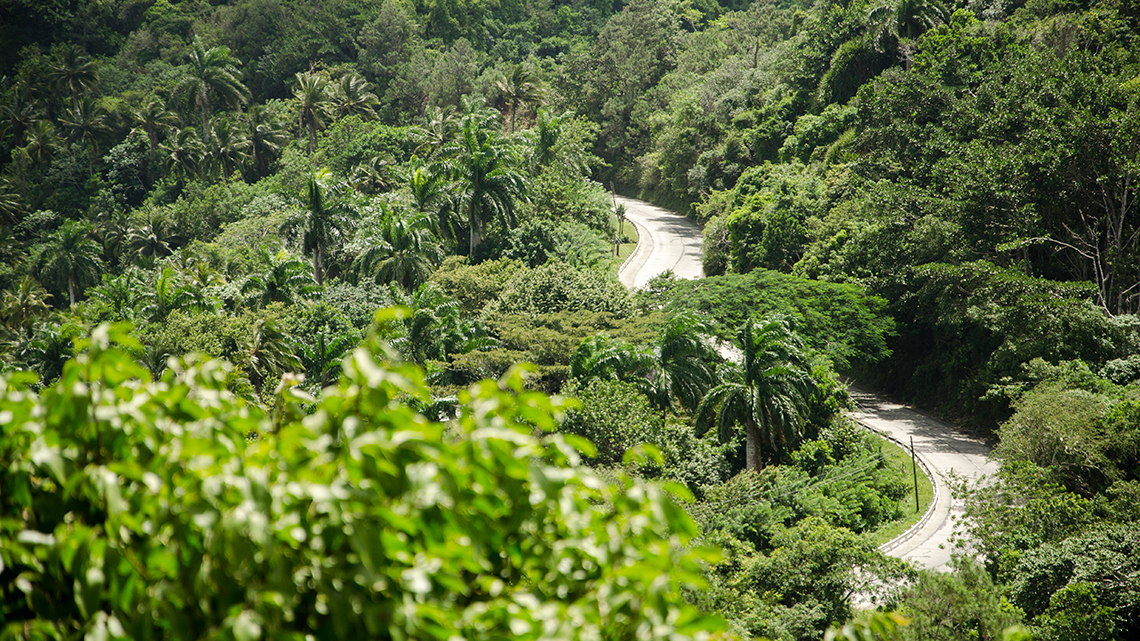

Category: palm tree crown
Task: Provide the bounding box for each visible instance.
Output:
[177,38,251,140]
[293,71,332,153]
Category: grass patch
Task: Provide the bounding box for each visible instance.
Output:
[868,432,935,548]
[617,219,638,264]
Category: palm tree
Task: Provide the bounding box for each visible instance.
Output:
[138,268,211,322]
[48,45,99,106]
[530,107,564,169]
[59,96,110,172]
[280,168,356,286]
[35,219,103,307]
[177,38,251,140]
[94,209,132,266]
[245,318,302,397]
[350,155,397,194]
[86,271,143,322]
[0,178,23,223]
[298,329,355,388]
[293,71,332,153]
[695,316,814,472]
[162,126,207,182]
[867,0,948,68]
[0,82,43,148]
[494,62,546,133]
[128,213,179,264]
[642,311,721,414]
[413,105,458,158]
[353,209,444,292]
[392,283,459,363]
[1,276,53,339]
[241,249,318,308]
[444,104,526,255]
[23,120,60,165]
[131,96,178,153]
[331,73,380,121]
[245,104,290,180]
[207,117,251,182]
[569,334,653,383]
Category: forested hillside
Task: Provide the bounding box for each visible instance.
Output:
[1,0,1139,639]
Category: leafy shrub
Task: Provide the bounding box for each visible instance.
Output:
[0,324,728,640]
[488,263,633,317]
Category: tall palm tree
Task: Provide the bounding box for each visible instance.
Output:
[293,71,332,153]
[245,318,302,397]
[280,168,356,286]
[48,45,99,106]
[353,209,444,292]
[35,219,103,306]
[241,249,318,308]
[177,38,251,141]
[695,316,814,471]
[245,104,289,180]
[494,62,546,133]
[331,73,380,121]
[444,105,526,255]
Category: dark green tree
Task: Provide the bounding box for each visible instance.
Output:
[444,101,525,255]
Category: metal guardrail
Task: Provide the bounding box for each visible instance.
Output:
[857,418,941,554]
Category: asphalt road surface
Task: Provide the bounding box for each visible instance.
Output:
[616,195,704,288]
[614,195,998,570]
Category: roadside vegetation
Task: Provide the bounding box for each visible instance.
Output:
[1,0,1138,639]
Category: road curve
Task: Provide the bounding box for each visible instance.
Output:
[849,387,997,570]
[613,195,997,571]
[616,195,704,288]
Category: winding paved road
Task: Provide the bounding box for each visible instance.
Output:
[615,195,997,571]
[616,196,704,288]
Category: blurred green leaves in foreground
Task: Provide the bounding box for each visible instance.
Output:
[0,322,728,641]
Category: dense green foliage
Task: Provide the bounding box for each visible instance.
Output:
[0,324,727,639]
[4,0,1140,637]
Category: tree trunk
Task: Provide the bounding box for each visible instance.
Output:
[68,275,77,307]
[313,245,324,286]
[745,418,763,472]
